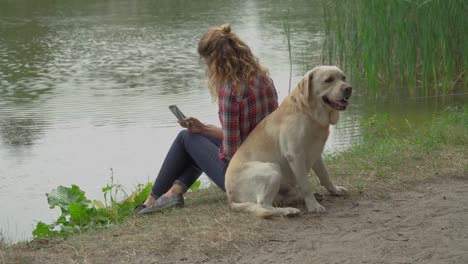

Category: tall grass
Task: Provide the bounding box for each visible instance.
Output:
[283,18,293,93]
[321,0,467,96]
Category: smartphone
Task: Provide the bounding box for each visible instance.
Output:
[169,105,187,124]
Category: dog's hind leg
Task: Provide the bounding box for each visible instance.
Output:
[257,168,300,217]
[229,162,300,218]
[266,206,301,217]
[274,185,303,206]
[229,202,274,218]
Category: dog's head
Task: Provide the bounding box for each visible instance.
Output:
[299,66,352,111]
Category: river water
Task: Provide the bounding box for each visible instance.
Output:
[0,0,465,243]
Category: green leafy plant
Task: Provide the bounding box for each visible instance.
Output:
[33,179,152,239]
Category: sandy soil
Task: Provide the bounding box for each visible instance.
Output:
[3,176,467,264]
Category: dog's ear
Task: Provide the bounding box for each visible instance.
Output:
[307,69,314,97]
[299,68,315,100]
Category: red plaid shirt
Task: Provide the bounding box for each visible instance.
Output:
[218,73,278,161]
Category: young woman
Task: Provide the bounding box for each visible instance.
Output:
[138,23,278,214]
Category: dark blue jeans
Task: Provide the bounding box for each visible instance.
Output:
[151,130,228,198]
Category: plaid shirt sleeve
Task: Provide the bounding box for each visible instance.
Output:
[218,84,240,161]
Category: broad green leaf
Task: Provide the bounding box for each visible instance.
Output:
[69,202,91,224]
[46,185,87,211]
[32,222,52,238]
[132,183,152,205]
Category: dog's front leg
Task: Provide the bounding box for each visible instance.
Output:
[286,153,325,213]
[312,157,348,196]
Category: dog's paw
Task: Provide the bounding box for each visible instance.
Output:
[329,185,348,196]
[306,201,326,214]
[284,207,301,216]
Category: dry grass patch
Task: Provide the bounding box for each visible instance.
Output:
[2,188,279,264]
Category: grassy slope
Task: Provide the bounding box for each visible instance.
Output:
[325,105,467,194]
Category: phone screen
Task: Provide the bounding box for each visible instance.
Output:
[169,105,186,123]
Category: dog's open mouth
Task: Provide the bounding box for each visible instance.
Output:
[323,96,349,111]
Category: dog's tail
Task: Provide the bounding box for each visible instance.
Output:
[229,202,274,218]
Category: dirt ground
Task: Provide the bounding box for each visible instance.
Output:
[231,177,468,264]
[3,175,467,264]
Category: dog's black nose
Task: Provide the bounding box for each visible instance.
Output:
[343,86,352,99]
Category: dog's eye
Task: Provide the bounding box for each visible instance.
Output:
[325,77,334,83]
[342,76,346,81]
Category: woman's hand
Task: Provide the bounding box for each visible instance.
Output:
[179,117,206,134]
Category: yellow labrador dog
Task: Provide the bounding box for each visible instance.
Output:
[225,65,352,218]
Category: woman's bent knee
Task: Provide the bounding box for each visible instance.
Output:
[176,130,195,145]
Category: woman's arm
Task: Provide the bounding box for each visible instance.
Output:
[201,124,223,140]
[182,117,223,140]
[218,84,240,160]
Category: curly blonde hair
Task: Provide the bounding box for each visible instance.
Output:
[198,23,268,99]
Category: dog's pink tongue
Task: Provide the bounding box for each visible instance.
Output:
[330,98,349,107]
[337,99,348,107]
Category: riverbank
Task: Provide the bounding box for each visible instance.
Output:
[1,106,467,264]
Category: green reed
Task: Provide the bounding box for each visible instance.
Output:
[321,0,467,96]
[283,18,293,93]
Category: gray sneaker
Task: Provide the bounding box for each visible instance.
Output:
[138,194,184,215]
